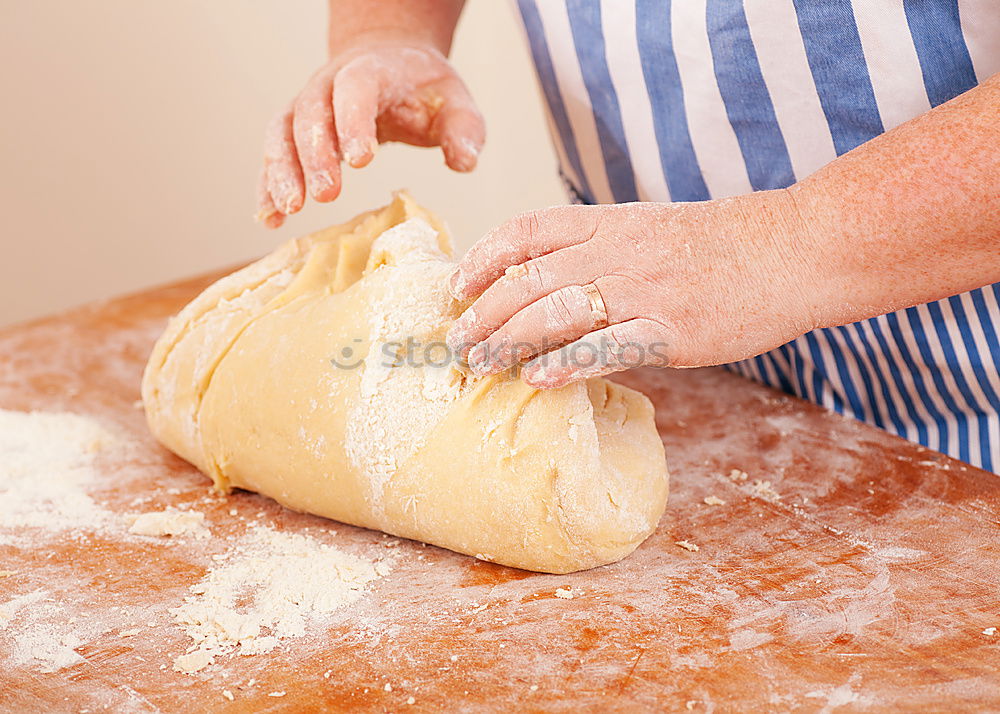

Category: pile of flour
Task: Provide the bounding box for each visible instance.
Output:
[171,525,390,673]
[0,408,119,534]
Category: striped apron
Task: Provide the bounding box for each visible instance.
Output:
[513,0,1000,471]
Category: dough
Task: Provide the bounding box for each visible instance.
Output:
[142,192,668,573]
[126,510,209,538]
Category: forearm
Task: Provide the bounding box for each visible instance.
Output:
[793,72,1000,329]
[328,0,465,57]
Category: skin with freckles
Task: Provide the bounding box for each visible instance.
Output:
[445,193,816,386]
[257,0,481,228]
[446,74,1000,388]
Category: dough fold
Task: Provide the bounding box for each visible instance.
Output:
[142,193,668,573]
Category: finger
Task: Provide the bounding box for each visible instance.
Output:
[437,103,485,172]
[521,318,668,389]
[449,206,601,301]
[430,79,485,173]
[292,77,342,202]
[255,165,284,228]
[446,242,600,357]
[333,59,380,168]
[466,283,607,376]
[264,108,306,215]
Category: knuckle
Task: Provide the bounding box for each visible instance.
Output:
[523,260,548,292]
[292,101,323,136]
[332,60,355,83]
[513,211,542,244]
[264,114,291,151]
[604,323,651,370]
[291,96,310,124]
[264,143,286,163]
[606,326,633,352]
[543,289,578,331]
[267,109,290,132]
[332,61,362,94]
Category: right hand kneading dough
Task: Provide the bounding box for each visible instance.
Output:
[142,193,668,573]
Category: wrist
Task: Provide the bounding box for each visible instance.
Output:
[731,187,828,338]
[328,28,444,63]
[778,183,828,328]
[326,0,464,60]
[785,177,889,331]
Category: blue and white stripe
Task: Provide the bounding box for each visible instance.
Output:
[514,0,1000,471]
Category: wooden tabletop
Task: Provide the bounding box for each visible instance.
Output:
[1,273,999,713]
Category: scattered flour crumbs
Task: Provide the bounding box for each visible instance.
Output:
[0,408,391,675]
[171,526,391,674]
[126,510,210,539]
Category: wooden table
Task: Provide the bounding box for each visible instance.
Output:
[1,273,999,713]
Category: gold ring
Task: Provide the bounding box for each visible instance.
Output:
[582,283,609,331]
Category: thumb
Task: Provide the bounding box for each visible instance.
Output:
[431,78,485,172]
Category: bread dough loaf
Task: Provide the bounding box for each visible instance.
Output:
[142,193,668,573]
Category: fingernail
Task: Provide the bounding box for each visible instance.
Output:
[461,137,481,159]
[343,143,361,166]
[344,138,376,167]
[522,358,542,384]
[446,327,467,353]
[276,181,299,214]
[311,170,333,194]
[445,326,465,353]
[447,306,478,353]
[254,208,282,228]
[448,268,466,300]
[523,358,558,388]
[450,138,480,173]
[468,343,490,374]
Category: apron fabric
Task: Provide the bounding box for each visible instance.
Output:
[514,0,1000,471]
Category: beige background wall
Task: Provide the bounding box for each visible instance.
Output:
[0,1,563,327]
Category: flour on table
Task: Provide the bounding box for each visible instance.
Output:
[126,509,210,539]
[0,409,120,536]
[0,590,46,627]
[0,590,94,673]
[170,525,389,673]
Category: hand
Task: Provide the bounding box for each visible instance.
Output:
[257,40,485,228]
[444,190,822,388]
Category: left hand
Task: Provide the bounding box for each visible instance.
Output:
[444,189,823,388]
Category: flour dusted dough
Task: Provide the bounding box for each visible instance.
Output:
[142,193,668,573]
